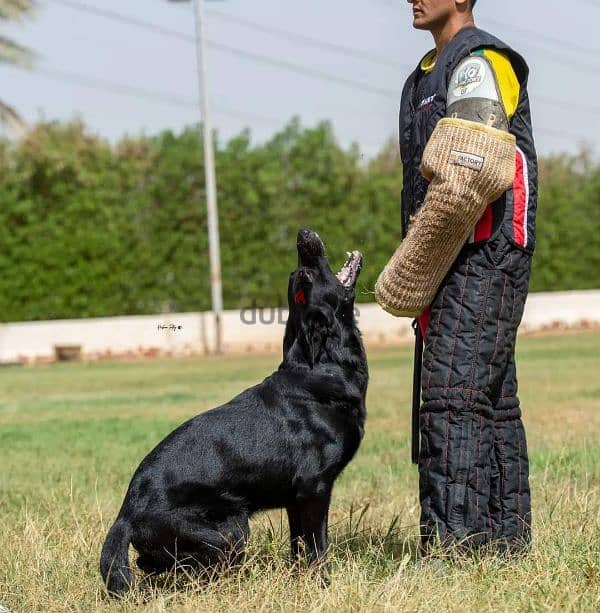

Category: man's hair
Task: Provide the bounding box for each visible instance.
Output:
[471,0,478,7]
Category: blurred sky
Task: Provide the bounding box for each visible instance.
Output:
[1,0,599,157]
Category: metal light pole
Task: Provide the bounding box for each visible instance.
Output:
[169,0,223,354]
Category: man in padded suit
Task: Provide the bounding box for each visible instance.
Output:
[375,0,537,555]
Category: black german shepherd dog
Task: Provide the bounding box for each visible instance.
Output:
[100,229,367,595]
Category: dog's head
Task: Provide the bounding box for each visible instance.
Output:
[283,228,363,368]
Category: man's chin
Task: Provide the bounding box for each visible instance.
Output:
[412,17,430,30]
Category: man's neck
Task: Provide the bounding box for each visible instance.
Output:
[431,14,475,55]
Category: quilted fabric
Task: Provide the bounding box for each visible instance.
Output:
[419,232,532,552]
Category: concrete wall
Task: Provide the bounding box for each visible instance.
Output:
[1,290,598,364]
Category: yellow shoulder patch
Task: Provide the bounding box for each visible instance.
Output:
[419,47,520,119]
[480,49,520,120]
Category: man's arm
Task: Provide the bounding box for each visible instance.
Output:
[375,52,519,317]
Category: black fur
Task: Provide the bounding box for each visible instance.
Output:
[100,229,368,595]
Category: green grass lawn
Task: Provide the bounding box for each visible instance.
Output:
[0,331,599,612]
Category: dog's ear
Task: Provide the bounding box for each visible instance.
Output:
[301,308,332,368]
[283,273,298,356]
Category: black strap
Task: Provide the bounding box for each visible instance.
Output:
[411,320,423,465]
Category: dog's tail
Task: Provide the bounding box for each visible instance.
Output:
[100,517,133,596]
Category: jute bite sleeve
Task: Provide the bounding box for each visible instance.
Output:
[375,118,516,317]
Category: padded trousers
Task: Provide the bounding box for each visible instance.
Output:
[419,231,532,553]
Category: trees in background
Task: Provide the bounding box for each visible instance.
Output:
[0,119,597,322]
[0,0,35,136]
[534,148,600,292]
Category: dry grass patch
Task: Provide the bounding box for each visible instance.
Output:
[0,332,598,611]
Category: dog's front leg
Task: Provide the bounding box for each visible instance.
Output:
[287,494,331,565]
[294,490,332,586]
[286,504,304,563]
[299,493,330,565]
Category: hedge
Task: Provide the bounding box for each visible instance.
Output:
[0,119,598,322]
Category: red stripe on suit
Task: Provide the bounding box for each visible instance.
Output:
[512,147,529,247]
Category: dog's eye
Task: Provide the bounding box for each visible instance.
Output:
[293,288,307,305]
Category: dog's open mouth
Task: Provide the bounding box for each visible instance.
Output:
[336,250,363,288]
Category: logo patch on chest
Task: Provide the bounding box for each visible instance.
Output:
[418,94,436,111]
[448,149,485,172]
